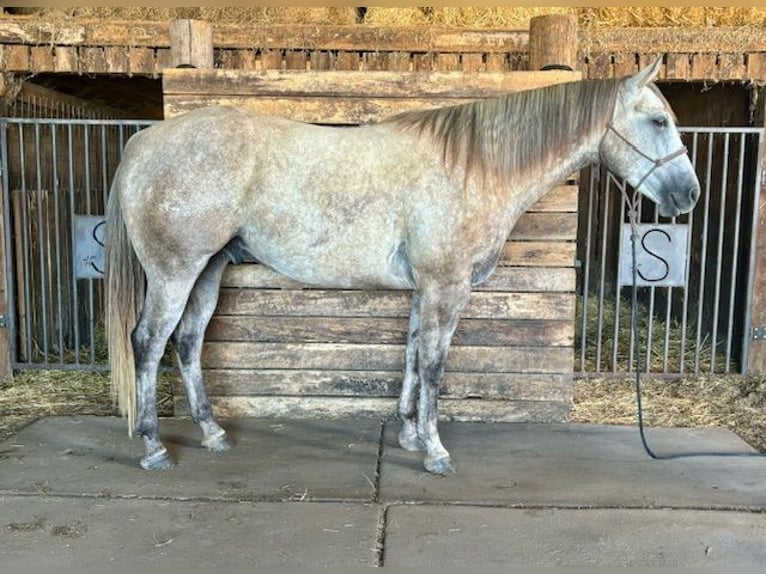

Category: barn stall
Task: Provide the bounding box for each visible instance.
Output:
[0,8,764,424]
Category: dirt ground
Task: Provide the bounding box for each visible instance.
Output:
[1,370,763,452]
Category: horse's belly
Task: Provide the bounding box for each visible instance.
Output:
[242,234,414,290]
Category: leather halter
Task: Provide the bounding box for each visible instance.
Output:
[603,120,688,194]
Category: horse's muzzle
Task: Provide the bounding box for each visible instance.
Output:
[659,181,700,217]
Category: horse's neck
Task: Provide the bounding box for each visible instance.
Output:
[508,135,601,219]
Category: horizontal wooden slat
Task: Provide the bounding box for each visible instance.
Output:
[510,212,577,241]
[197,370,571,401]
[201,342,573,373]
[221,265,575,292]
[163,69,581,99]
[163,69,583,122]
[500,241,576,267]
[529,185,577,213]
[164,96,464,124]
[0,20,531,53]
[190,396,571,423]
[215,290,574,321]
[206,316,573,347]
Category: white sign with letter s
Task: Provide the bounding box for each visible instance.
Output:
[618,223,690,287]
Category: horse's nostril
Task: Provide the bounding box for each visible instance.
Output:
[690,185,701,202]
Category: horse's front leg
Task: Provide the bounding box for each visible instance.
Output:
[398,292,425,452]
[416,280,471,475]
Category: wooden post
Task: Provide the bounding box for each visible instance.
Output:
[169,19,214,69]
[0,184,12,382]
[746,100,766,373]
[528,14,578,71]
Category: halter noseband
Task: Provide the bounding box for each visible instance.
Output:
[603,121,688,194]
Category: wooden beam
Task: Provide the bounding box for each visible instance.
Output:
[169,19,213,68]
[746,105,766,373]
[0,18,530,53]
[0,185,12,382]
[529,14,578,71]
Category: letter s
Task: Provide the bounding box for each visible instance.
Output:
[637,229,670,283]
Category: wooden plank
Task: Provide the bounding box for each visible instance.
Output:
[747,52,766,81]
[201,342,573,373]
[500,241,576,267]
[186,396,571,422]
[690,53,717,81]
[0,20,530,53]
[128,46,155,76]
[578,27,766,55]
[162,68,581,99]
[510,212,577,241]
[665,52,690,81]
[81,46,107,73]
[717,52,746,81]
[198,369,572,401]
[164,96,470,124]
[29,45,54,73]
[169,19,213,68]
[214,290,575,321]
[746,124,766,373]
[104,45,129,73]
[530,185,577,212]
[0,187,12,380]
[220,265,575,293]
[611,52,637,78]
[206,316,574,347]
[54,45,78,73]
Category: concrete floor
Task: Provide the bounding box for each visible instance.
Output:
[1,416,765,566]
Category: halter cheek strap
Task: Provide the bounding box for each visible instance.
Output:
[603,121,689,194]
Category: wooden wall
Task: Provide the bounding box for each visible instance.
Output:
[1,18,765,82]
[162,68,581,420]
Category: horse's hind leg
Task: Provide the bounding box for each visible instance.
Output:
[132,277,199,470]
[398,292,425,451]
[171,250,231,453]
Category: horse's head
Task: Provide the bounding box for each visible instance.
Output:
[599,58,700,217]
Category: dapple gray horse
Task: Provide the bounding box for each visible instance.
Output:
[106,58,699,474]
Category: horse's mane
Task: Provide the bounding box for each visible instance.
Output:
[385,78,624,189]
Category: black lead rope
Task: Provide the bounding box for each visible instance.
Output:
[623,191,660,460]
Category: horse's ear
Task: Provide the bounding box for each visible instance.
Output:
[625,57,663,94]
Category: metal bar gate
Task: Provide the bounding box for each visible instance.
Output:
[577,126,764,376]
[0,118,763,376]
[0,118,153,371]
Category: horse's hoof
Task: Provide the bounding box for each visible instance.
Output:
[202,432,231,453]
[424,455,456,476]
[398,427,425,452]
[140,447,172,471]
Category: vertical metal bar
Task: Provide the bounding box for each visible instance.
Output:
[612,174,625,372]
[694,133,714,373]
[83,125,96,365]
[679,130,699,374]
[724,134,746,372]
[67,123,80,364]
[710,133,730,372]
[0,121,18,369]
[742,130,765,373]
[596,168,611,372]
[51,124,64,366]
[578,168,597,373]
[34,122,50,362]
[18,123,32,362]
[644,198,659,373]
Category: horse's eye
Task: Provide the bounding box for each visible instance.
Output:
[652,115,668,128]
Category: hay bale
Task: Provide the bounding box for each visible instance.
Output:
[9,7,766,28]
[363,7,577,28]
